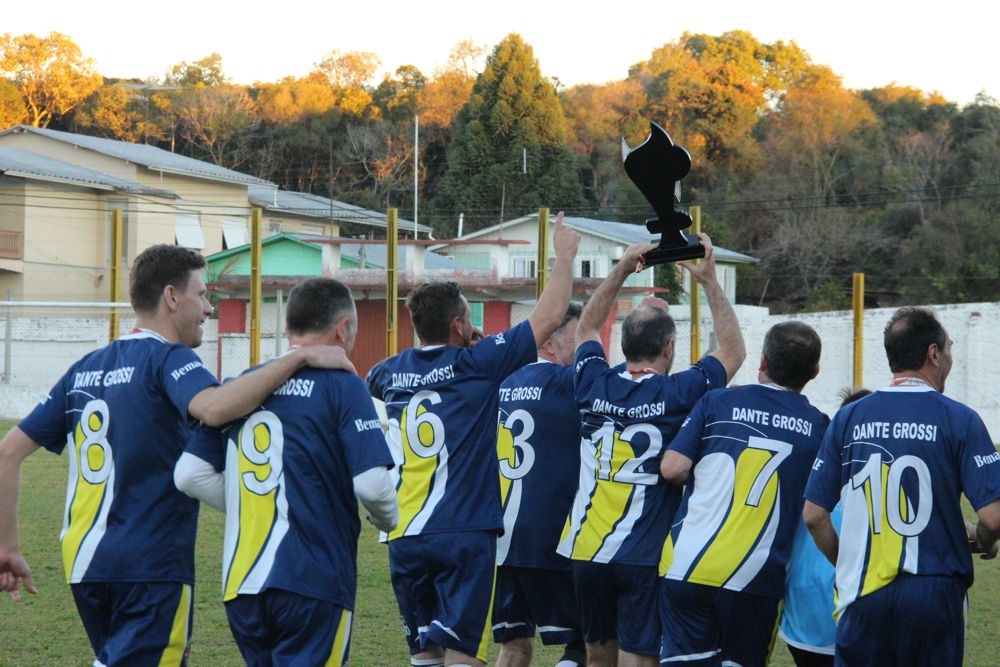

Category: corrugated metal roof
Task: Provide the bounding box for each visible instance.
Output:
[337,241,470,270]
[0,125,273,187]
[436,213,758,264]
[249,185,433,235]
[0,145,175,196]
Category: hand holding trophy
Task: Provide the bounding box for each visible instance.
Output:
[622,121,705,265]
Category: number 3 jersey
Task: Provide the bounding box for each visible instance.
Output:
[662,385,829,596]
[17,331,218,585]
[804,384,1000,616]
[558,339,727,566]
[365,321,537,540]
[497,360,580,570]
[185,366,394,608]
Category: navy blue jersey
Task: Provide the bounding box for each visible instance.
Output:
[18,330,217,584]
[366,321,537,538]
[185,366,394,608]
[805,384,1000,617]
[558,340,726,566]
[497,360,580,570]
[662,384,829,596]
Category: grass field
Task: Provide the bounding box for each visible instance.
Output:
[3,432,1000,665]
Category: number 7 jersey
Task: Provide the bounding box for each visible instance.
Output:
[558,340,727,566]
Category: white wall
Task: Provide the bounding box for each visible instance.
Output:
[2,301,999,439]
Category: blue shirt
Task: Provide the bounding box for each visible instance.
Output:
[805,384,1000,617]
[186,366,394,607]
[497,360,580,570]
[19,330,217,585]
[558,340,726,566]
[366,321,537,538]
[663,384,828,596]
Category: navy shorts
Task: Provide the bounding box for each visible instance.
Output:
[659,578,779,667]
[492,565,582,645]
[225,589,352,667]
[572,560,660,657]
[835,574,966,667]
[388,531,496,661]
[72,581,192,666]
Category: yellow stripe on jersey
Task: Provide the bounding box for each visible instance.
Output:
[390,402,440,540]
[659,533,675,577]
[159,584,192,666]
[224,420,279,601]
[476,565,498,663]
[497,422,515,506]
[569,431,638,561]
[688,447,779,585]
[62,405,112,581]
[324,609,353,666]
[860,462,906,599]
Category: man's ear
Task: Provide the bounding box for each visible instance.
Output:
[759,354,768,374]
[163,284,179,312]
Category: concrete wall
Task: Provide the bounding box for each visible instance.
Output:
[2,301,999,439]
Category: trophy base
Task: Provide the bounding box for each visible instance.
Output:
[643,234,705,266]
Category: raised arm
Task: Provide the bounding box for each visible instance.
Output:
[0,427,41,601]
[189,345,355,427]
[679,233,745,381]
[576,242,658,348]
[528,211,581,348]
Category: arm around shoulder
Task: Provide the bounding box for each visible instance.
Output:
[354,466,398,533]
[174,452,225,512]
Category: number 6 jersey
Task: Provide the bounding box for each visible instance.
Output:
[558,340,727,566]
[804,384,1000,616]
[366,321,537,540]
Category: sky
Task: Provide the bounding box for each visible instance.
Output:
[6,0,998,106]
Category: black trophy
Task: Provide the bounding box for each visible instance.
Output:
[621,121,704,265]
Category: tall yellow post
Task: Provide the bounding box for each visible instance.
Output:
[250,208,262,367]
[108,208,123,342]
[689,206,701,364]
[387,208,398,357]
[536,208,549,299]
[853,272,864,387]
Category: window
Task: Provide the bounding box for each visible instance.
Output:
[512,257,536,278]
[580,259,594,278]
[175,213,205,249]
[268,220,283,235]
[222,217,249,249]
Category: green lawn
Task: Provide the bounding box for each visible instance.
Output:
[3,442,1000,665]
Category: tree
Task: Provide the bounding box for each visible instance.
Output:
[72,83,154,142]
[0,32,102,127]
[373,65,426,123]
[164,53,227,87]
[172,84,258,167]
[313,50,380,117]
[0,77,23,128]
[255,73,338,124]
[433,33,583,235]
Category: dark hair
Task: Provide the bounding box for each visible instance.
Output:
[558,302,583,332]
[621,303,675,362]
[763,321,822,390]
[286,277,354,335]
[837,386,872,408]
[129,244,206,315]
[406,282,465,343]
[884,307,947,373]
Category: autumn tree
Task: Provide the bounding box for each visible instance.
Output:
[171,84,259,167]
[0,32,102,127]
[433,33,582,235]
[0,78,23,128]
[164,53,227,87]
[313,50,380,117]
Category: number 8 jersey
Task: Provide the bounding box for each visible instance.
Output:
[804,384,1000,617]
[558,340,727,566]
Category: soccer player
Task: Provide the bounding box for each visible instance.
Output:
[174,277,397,666]
[493,302,585,667]
[0,245,351,666]
[366,212,579,667]
[804,306,1000,666]
[558,237,745,667]
[658,321,829,667]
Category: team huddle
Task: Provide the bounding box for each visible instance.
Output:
[2,211,1000,667]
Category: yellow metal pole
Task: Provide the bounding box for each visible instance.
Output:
[536,208,549,299]
[250,208,262,367]
[853,272,864,387]
[386,208,398,358]
[108,208,123,342]
[689,205,701,364]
